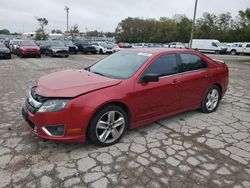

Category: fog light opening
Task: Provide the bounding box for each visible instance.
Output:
[42,125,64,136]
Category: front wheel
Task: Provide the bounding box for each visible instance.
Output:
[200,85,221,113]
[88,105,128,146]
[230,50,237,55]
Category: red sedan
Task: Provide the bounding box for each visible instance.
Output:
[22,48,228,146]
[17,40,41,58]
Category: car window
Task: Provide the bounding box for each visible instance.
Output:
[212,42,218,47]
[179,53,207,72]
[239,44,242,47]
[246,44,250,48]
[143,54,178,77]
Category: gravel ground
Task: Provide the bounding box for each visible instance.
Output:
[0,53,250,188]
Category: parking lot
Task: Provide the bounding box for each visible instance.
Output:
[0,54,250,188]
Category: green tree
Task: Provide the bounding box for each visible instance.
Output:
[0,29,10,34]
[35,17,48,40]
[86,30,99,37]
[51,29,63,34]
[70,24,79,33]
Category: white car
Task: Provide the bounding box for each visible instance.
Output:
[112,44,122,52]
[226,43,250,55]
[9,40,21,54]
[169,42,186,49]
[91,42,113,54]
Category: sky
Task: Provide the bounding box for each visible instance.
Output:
[0,0,249,33]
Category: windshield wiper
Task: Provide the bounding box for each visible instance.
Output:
[91,71,105,76]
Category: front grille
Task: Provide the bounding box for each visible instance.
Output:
[25,100,36,114]
[56,50,67,54]
[26,117,35,130]
[22,106,35,130]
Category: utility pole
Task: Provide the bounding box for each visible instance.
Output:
[189,0,198,48]
[64,6,69,33]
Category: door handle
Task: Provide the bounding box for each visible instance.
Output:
[171,79,179,85]
[204,74,210,78]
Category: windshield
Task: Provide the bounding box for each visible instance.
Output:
[50,41,65,47]
[63,41,74,45]
[12,41,20,45]
[98,42,108,48]
[20,40,36,46]
[89,51,151,79]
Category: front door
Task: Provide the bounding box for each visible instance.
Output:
[133,54,181,123]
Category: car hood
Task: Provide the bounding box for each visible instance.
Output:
[36,69,122,97]
[0,47,9,52]
[51,46,68,50]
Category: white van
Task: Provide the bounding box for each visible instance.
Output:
[190,39,227,54]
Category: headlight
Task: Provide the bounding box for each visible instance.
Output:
[38,99,69,112]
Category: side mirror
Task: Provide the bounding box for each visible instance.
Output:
[140,73,159,83]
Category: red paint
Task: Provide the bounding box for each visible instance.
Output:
[22,48,229,143]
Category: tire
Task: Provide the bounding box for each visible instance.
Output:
[215,50,220,54]
[200,85,221,113]
[230,50,237,55]
[87,105,128,146]
[37,54,41,58]
[99,49,103,54]
[65,53,69,57]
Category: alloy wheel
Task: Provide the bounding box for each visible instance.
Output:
[96,110,125,144]
[206,89,219,111]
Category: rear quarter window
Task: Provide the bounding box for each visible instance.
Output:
[179,53,207,72]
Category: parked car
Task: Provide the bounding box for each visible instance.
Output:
[226,42,250,55]
[45,41,69,57]
[0,42,11,59]
[190,39,227,54]
[242,43,250,54]
[92,42,113,54]
[112,44,122,52]
[9,39,21,54]
[169,42,186,49]
[74,41,97,54]
[22,48,228,146]
[16,40,41,58]
[36,40,51,54]
[118,43,132,48]
[132,43,147,48]
[62,40,78,54]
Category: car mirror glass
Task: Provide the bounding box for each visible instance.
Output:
[140,73,159,83]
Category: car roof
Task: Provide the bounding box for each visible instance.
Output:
[125,48,196,55]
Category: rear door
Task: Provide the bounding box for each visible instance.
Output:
[134,54,181,122]
[177,53,210,109]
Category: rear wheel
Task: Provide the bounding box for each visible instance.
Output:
[230,50,237,55]
[200,85,221,113]
[88,105,128,146]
